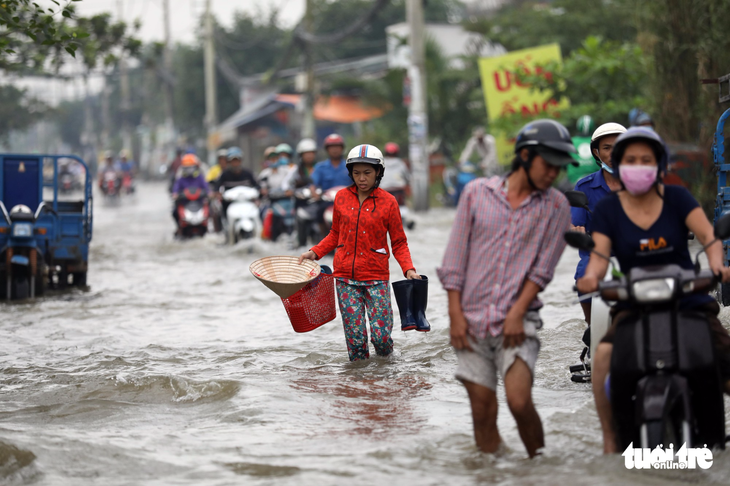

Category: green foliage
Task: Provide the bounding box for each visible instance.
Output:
[466,0,636,56]
[0,0,89,71]
[633,0,730,144]
[74,13,141,72]
[490,36,649,138]
[0,84,45,140]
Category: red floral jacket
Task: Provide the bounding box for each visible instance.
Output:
[311,186,415,281]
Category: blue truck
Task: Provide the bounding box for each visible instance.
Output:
[0,154,92,299]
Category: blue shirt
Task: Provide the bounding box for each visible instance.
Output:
[571,169,611,279]
[592,185,712,309]
[311,159,351,191]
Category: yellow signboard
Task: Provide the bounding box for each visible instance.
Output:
[478,43,569,166]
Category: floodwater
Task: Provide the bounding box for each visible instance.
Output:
[1,182,729,485]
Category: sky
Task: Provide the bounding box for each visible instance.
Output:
[68,0,304,45]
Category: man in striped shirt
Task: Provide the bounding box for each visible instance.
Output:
[437,119,575,458]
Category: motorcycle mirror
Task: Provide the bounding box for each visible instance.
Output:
[564,190,591,213]
[564,231,595,251]
[714,212,730,240]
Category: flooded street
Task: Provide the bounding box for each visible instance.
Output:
[1,181,729,485]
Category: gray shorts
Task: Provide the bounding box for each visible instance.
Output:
[455,312,542,391]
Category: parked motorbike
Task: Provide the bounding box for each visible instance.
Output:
[383,187,415,230]
[294,187,321,248]
[176,188,209,239]
[563,212,730,450]
[222,185,260,244]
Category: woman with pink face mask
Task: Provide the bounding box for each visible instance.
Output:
[576,127,730,453]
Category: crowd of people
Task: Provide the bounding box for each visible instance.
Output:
[167,134,412,242]
[288,115,730,459]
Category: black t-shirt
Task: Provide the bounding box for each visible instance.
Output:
[216,168,259,191]
[592,185,711,308]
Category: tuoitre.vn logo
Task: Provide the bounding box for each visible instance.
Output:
[623,442,713,470]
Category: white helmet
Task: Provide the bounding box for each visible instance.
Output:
[590,122,627,165]
[296,138,317,154]
[346,144,384,169]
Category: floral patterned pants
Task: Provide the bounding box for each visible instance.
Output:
[335,279,394,361]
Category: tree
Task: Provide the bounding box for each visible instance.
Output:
[0,85,45,142]
[490,36,649,137]
[0,0,88,72]
[466,0,637,56]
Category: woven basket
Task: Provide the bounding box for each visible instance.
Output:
[249,256,321,299]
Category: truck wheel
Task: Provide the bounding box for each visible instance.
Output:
[13,275,29,300]
[73,272,87,287]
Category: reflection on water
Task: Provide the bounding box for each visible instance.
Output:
[0,182,728,485]
[292,368,432,436]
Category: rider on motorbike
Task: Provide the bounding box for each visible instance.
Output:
[310,133,351,234]
[379,142,410,190]
[216,147,259,220]
[575,127,730,453]
[206,148,228,186]
[571,122,626,325]
[258,144,297,241]
[98,150,121,192]
[171,154,210,225]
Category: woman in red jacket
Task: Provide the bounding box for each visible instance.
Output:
[299,144,420,361]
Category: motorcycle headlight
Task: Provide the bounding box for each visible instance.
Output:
[12,223,33,238]
[632,278,676,303]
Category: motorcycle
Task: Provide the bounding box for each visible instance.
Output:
[294,187,321,248]
[563,212,730,450]
[0,204,48,299]
[441,162,477,207]
[221,185,260,244]
[100,172,121,200]
[322,186,347,230]
[121,172,135,194]
[176,188,209,239]
[383,187,415,230]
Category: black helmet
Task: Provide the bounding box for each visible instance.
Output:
[514,119,577,167]
[610,127,668,176]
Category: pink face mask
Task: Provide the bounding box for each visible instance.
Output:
[619,165,657,195]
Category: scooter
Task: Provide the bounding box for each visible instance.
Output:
[563,212,730,450]
[121,172,135,194]
[222,185,260,244]
[383,186,415,230]
[322,185,347,229]
[101,172,120,198]
[294,187,321,248]
[176,188,209,239]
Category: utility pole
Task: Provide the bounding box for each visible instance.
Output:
[406,0,429,211]
[162,0,175,139]
[203,0,217,160]
[301,0,316,139]
[118,0,132,155]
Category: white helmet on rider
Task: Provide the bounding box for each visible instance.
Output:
[346,144,385,186]
[296,138,317,154]
[590,122,626,166]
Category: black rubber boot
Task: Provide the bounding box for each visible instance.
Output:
[392,280,417,331]
[412,275,431,332]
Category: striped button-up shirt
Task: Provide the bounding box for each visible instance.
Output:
[437,176,570,338]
